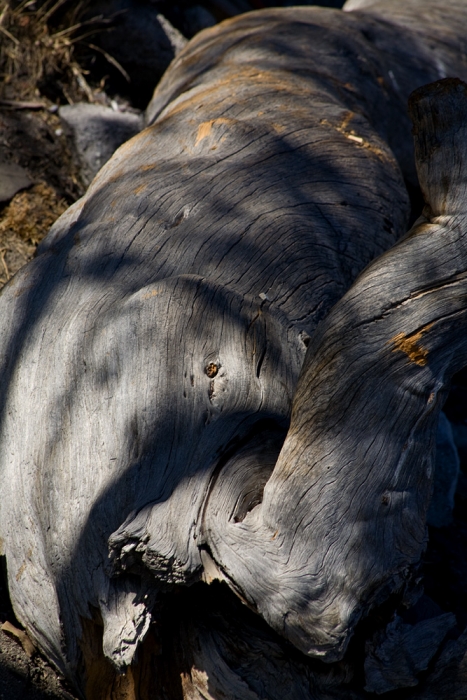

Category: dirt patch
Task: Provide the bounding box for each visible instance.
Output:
[0,105,83,284]
[0,182,68,283]
[0,557,78,699]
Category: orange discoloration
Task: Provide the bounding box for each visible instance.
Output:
[16,561,27,582]
[272,123,286,133]
[195,120,215,145]
[142,289,160,300]
[320,114,394,162]
[340,110,354,131]
[159,67,310,124]
[140,164,156,172]
[205,362,219,378]
[195,117,231,146]
[16,547,32,581]
[390,323,433,366]
[107,169,124,184]
[133,183,147,196]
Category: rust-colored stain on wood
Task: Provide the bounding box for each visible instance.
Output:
[133,183,147,196]
[319,111,394,163]
[205,362,219,378]
[272,123,286,133]
[15,561,27,581]
[15,547,32,581]
[390,323,433,366]
[107,169,124,184]
[195,117,231,146]
[159,66,310,125]
[340,111,355,131]
[142,289,160,300]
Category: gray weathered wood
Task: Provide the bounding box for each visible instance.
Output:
[201,75,467,665]
[1,2,467,698]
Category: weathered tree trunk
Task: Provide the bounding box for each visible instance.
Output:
[1,1,467,698]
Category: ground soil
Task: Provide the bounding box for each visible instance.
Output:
[0,105,83,285]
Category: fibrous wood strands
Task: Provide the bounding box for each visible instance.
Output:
[1,1,467,698]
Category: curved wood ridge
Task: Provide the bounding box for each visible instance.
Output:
[0,1,467,698]
[208,75,467,661]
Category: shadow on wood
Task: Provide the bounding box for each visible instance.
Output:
[1,1,467,698]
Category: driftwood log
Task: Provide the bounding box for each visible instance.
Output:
[1,0,467,698]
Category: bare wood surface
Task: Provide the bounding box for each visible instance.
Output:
[0,2,467,699]
[203,75,467,660]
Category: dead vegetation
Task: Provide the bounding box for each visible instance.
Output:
[0,0,116,104]
[0,182,68,284]
[0,0,106,288]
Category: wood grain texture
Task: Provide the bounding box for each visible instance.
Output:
[0,2,467,698]
[203,76,467,663]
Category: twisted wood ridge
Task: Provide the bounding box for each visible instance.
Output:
[1,0,467,697]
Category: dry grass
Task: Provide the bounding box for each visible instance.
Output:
[0,0,115,103]
[0,1,129,289]
[0,0,109,289]
[0,182,68,285]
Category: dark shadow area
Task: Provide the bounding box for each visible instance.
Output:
[405,179,425,228]
[147,580,356,699]
[0,558,15,625]
[423,370,467,633]
[0,558,77,699]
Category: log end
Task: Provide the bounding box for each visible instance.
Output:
[409,77,467,217]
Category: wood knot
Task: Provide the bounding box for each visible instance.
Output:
[205,362,219,378]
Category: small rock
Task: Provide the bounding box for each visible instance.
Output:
[59,103,144,186]
[0,163,33,204]
[427,412,460,528]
